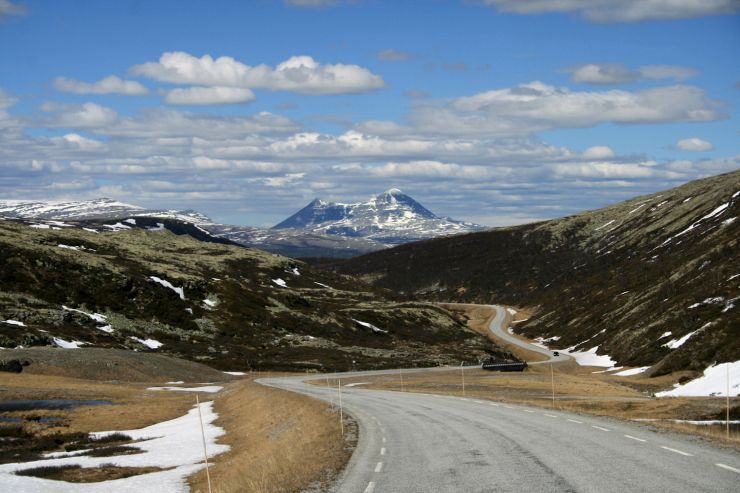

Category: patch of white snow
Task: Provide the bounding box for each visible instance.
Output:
[657,361,740,397]
[149,276,185,300]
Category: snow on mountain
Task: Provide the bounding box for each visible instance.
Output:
[273,188,485,245]
[0,198,213,225]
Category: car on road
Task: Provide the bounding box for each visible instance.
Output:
[553,351,560,357]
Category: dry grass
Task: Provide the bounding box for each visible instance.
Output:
[188,378,354,493]
[0,372,196,434]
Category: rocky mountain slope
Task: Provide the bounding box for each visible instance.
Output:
[0,219,508,371]
[0,190,484,258]
[273,188,485,246]
[328,171,740,378]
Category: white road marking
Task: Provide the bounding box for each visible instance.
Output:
[624,434,646,442]
[504,405,515,409]
[716,463,740,474]
[544,413,558,418]
[382,437,386,443]
[591,425,610,432]
[489,403,499,407]
[375,462,383,472]
[364,481,376,493]
[524,410,535,413]
[380,447,386,455]
[474,400,486,404]
[567,419,583,424]
[661,446,693,457]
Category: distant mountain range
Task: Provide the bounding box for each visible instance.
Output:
[328,170,740,379]
[0,190,485,258]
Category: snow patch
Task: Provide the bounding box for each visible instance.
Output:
[659,331,672,339]
[124,218,136,225]
[53,337,86,349]
[223,371,246,376]
[560,346,617,368]
[147,386,223,393]
[612,366,651,376]
[657,361,740,397]
[272,278,287,288]
[594,219,615,231]
[314,282,331,289]
[149,276,185,300]
[352,319,388,334]
[147,222,166,231]
[0,401,228,492]
[663,330,698,349]
[130,336,163,349]
[2,320,25,327]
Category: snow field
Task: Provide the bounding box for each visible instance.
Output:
[0,401,228,492]
[657,361,740,397]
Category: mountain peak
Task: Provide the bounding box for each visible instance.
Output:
[272,189,484,244]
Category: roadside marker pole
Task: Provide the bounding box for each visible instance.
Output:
[727,363,731,439]
[195,395,213,493]
[550,364,555,407]
[399,367,405,392]
[338,378,344,436]
[461,361,466,397]
[326,375,334,410]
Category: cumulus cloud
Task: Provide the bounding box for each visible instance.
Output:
[677,137,714,151]
[131,52,384,95]
[41,102,119,128]
[407,81,724,136]
[164,86,255,105]
[482,0,740,22]
[377,49,411,61]
[54,75,149,95]
[567,63,697,85]
[0,0,25,21]
[582,146,616,159]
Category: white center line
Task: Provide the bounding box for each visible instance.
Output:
[474,400,486,404]
[489,403,499,407]
[524,410,535,413]
[375,462,383,472]
[364,481,376,493]
[382,437,386,443]
[504,405,514,409]
[661,446,693,457]
[567,419,583,424]
[591,425,610,432]
[716,463,740,474]
[380,447,386,455]
[544,413,558,418]
[624,434,646,442]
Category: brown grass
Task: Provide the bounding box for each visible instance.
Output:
[0,372,196,434]
[188,378,354,493]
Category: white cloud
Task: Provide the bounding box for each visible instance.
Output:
[42,102,119,128]
[0,0,25,21]
[377,49,411,61]
[483,0,740,22]
[131,52,384,95]
[164,86,255,105]
[677,137,714,151]
[408,82,724,136]
[582,146,616,159]
[552,162,659,179]
[54,75,149,95]
[567,63,697,85]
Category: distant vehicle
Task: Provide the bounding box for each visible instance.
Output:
[481,359,528,372]
[553,351,560,357]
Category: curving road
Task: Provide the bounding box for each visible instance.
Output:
[261,304,740,492]
[484,304,571,364]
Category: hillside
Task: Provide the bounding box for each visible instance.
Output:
[0,220,509,371]
[330,171,740,378]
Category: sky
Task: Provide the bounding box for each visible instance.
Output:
[0,0,738,227]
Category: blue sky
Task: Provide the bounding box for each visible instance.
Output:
[0,0,738,226]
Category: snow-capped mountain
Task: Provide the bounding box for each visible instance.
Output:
[0,198,213,224]
[273,188,485,245]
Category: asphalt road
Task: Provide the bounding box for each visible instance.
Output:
[261,305,740,492]
[485,305,571,364]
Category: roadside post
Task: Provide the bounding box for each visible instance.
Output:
[461,361,466,397]
[338,378,344,436]
[195,395,213,493]
[550,364,555,407]
[400,367,405,392]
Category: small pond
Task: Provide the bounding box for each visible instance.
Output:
[0,399,112,412]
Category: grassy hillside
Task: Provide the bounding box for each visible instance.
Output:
[330,171,740,377]
[0,220,510,371]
